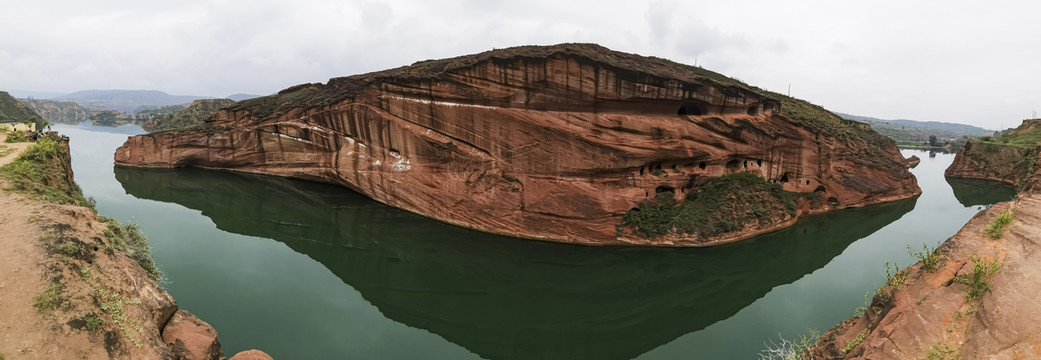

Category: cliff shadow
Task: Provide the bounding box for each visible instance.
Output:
[114,166,917,360]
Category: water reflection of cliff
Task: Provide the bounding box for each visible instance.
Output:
[115,167,916,360]
[945,177,1017,208]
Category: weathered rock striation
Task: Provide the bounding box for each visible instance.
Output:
[115,43,920,246]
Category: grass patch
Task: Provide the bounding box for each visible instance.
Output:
[97,288,144,348]
[844,328,869,354]
[955,255,1000,301]
[104,219,160,282]
[925,340,957,359]
[908,242,943,272]
[0,145,13,157]
[758,330,819,360]
[0,137,92,207]
[85,314,103,330]
[621,172,797,239]
[33,280,63,312]
[986,208,1014,239]
[3,131,30,143]
[873,261,909,306]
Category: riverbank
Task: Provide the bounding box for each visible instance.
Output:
[0,132,268,359]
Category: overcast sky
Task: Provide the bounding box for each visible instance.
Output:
[3,0,1039,129]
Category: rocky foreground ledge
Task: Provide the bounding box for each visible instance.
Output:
[115,43,919,246]
[810,120,1041,359]
[0,133,269,359]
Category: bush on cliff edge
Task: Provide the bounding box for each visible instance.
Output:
[0,137,91,207]
[621,172,799,239]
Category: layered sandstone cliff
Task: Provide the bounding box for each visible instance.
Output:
[946,119,1041,187]
[115,43,920,246]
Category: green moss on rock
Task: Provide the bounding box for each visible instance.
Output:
[621,172,798,239]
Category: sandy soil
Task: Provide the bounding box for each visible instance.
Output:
[0,134,110,359]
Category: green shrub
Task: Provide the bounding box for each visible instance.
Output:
[758,330,819,360]
[925,341,957,360]
[4,131,29,143]
[104,219,161,282]
[986,209,1014,239]
[956,255,1000,301]
[908,242,943,272]
[844,329,869,354]
[0,137,92,207]
[621,172,798,239]
[85,314,102,330]
[33,280,63,312]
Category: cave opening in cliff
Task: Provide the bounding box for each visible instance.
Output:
[827,197,839,206]
[655,185,675,194]
[747,106,758,116]
[757,159,763,166]
[677,102,708,116]
[815,185,826,193]
[699,162,707,170]
[726,160,740,172]
[779,174,790,183]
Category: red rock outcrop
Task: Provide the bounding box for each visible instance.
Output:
[946,119,1041,186]
[809,192,1041,359]
[115,43,920,246]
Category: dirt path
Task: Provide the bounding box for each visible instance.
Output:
[0,134,106,359]
[0,135,60,358]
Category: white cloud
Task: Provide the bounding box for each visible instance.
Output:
[1,0,1040,128]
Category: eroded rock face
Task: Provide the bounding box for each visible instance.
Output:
[946,119,1041,187]
[115,43,920,246]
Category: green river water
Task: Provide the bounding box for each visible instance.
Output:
[55,122,1015,359]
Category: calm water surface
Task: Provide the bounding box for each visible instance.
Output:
[55,122,1015,359]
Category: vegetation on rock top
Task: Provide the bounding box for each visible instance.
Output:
[621,172,807,240]
[0,136,92,207]
[226,42,896,153]
[147,99,235,133]
[0,91,45,129]
[951,119,1041,187]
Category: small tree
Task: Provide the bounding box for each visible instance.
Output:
[928,135,939,147]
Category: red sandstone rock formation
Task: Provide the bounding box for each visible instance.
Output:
[809,193,1041,359]
[114,44,920,246]
[946,119,1041,186]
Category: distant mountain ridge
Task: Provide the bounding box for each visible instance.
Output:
[54,90,214,113]
[837,112,995,142]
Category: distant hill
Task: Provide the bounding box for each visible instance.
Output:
[6,89,65,99]
[54,90,214,113]
[0,91,43,126]
[19,99,90,124]
[836,112,995,142]
[226,93,262,101]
